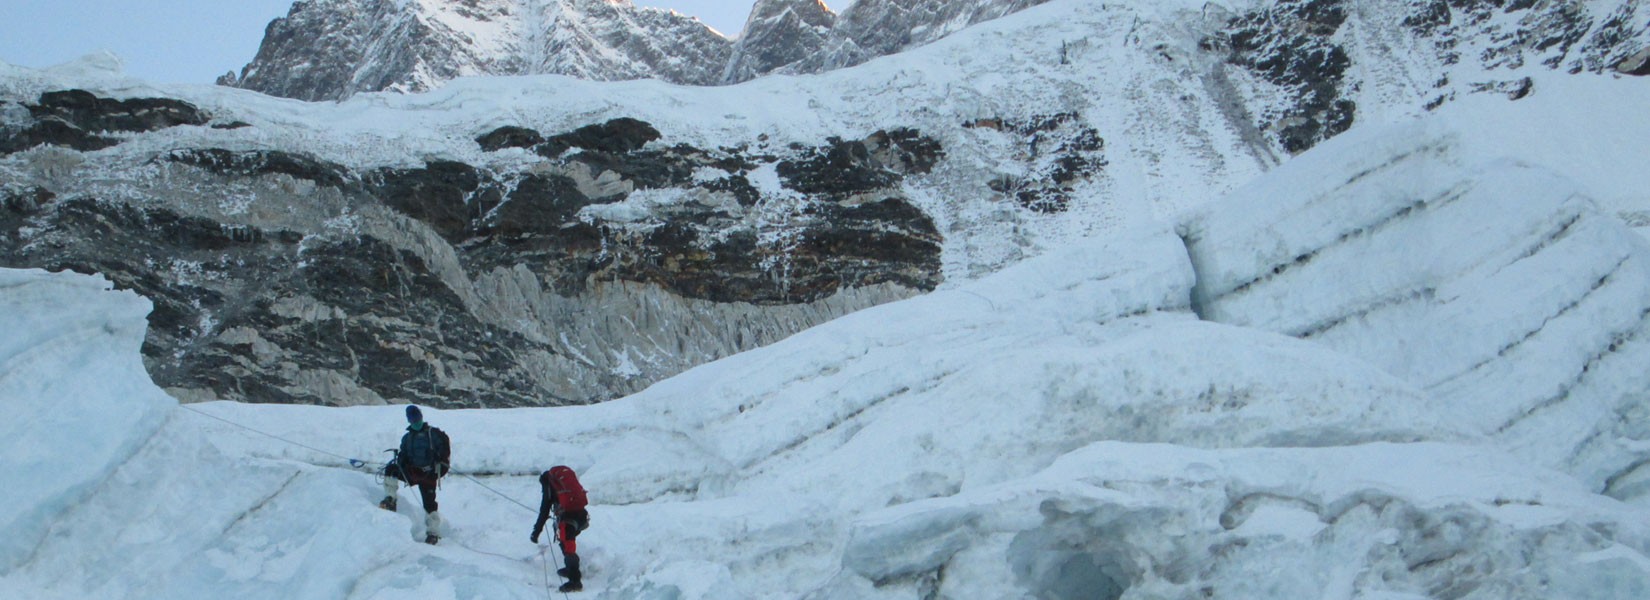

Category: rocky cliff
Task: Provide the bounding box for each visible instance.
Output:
[223,0,736,100]
[722,0,837,83]
[1,90,943,407]
[221,0,1060,99]
[767,0,1056,79]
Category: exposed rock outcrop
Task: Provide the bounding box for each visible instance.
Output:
[224,0,737,101]
[0,90,208,155]
[220,0,1058,99]
[723,0,836,83]
[167,149,354,189]
[971,114,1106,214]
[1201,0,1649,154]
[1211,0,1356,154]
[0,101,944,407]
[772,0,1055,79]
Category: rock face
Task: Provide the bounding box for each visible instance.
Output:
[219,0,1650,164]
[227,0,736,101]
[221,0,1058,99]
[773,0,1056,78]
[972,114,1106,214]
[0,89,209,154]
[1212,0,1357,154]
[1202,0,1649,154]
[723,0,837,83]
[0,89,942,408]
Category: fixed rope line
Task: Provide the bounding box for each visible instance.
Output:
[178,403,566,595]
[544,532,572,600]
[178,405,381,468]
[535,541,573,600]
[455,471,538,514]
[178,405,539,513]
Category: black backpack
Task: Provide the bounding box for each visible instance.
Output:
[402,426,450,471]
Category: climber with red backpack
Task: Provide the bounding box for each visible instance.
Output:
[531,465,590,592]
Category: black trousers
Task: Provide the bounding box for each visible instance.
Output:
[385,462,439,513]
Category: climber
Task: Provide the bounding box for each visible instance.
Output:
[379,404,451,545]
[531,465,591,593]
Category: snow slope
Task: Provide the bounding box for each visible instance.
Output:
[7,72,1650,597]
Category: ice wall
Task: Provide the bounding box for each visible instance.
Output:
[1182,105,1650,496]
[0,269,175,572]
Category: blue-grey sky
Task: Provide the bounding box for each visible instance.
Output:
[0,1,852,84]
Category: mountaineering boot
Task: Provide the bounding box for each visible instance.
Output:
[380,475,399,511]
[558,553,581,590]
[424,511,442,545]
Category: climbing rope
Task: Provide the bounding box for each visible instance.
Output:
[454,471,538,514]
[545,529,575,600]
[177,404,574,596]
[539,543,557,600]
[178,405,381,468]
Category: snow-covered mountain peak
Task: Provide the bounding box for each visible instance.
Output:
[722,0,837,81]
[222,0,735,100]
[741,0,836,41]
[222,0,1070,97]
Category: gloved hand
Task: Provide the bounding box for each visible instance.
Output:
[530,530,541,544]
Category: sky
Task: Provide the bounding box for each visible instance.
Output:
[0,0,853,85]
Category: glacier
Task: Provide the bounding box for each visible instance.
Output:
[4,0,1650,598]
[6,70,1650,597]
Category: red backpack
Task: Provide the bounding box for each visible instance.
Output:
[547,466,588,514]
